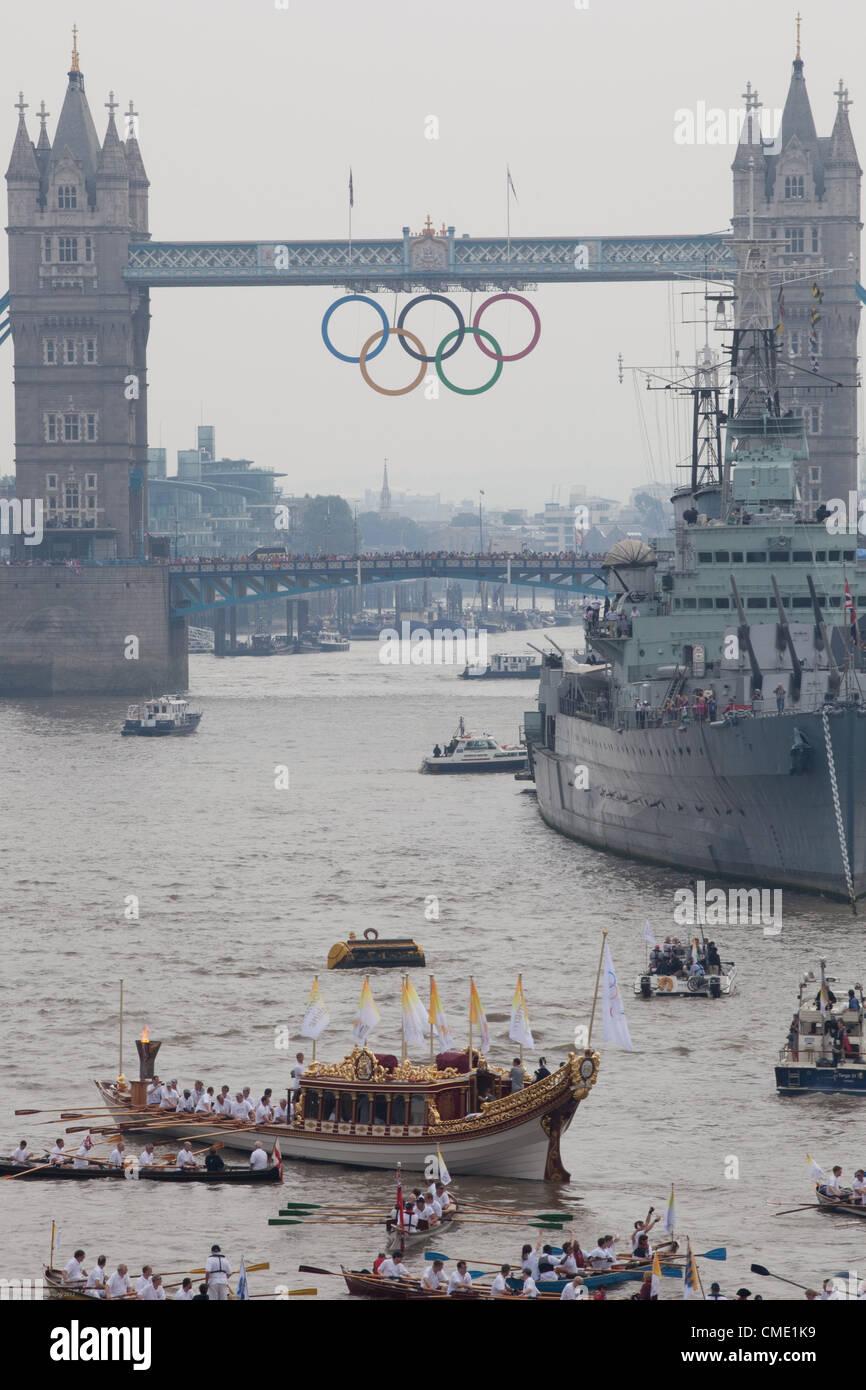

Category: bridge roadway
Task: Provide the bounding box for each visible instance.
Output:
[168,552,612,618]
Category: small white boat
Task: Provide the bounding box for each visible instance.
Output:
[634,943,736,998]
[318,631,350,652]
[421,719,529,774]
[121,696,202,737]
[460,652,541,680]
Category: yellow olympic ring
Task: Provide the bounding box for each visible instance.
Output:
[359,327,428,396]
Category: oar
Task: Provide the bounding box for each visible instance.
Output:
[2,1162,55,1180]
[774,1204,827,1216]
[749,1262,812,1292]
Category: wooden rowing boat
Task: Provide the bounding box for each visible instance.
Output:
[0,1159,125,1181]
[138,1163,281,1185]
[44,1268,102,1301]
[815,1186,866,1217]
[384,1211,458,1251]
[341,1266,483,1300]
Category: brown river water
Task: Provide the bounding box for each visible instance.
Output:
[1,625,863,1300]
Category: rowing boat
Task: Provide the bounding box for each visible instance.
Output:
[815,1186,866,1217]
[138,1163,281,1185]
[44,1268,101,1301]
[0,1159,125,1181]
[341,1266,483,1300]
[385,1211,458,1252]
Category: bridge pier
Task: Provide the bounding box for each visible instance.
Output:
[229,607,237,652]
[214,609,226,658]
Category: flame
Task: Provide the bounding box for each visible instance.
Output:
[140,1025,150,1044]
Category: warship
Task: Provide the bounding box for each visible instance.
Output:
[524,244,866,900]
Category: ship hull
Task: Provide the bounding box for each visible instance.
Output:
[533,708,866,898]
[775,1064,866,1095]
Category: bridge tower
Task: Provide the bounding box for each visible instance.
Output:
[731,32,862,507]
[5,31,150,558]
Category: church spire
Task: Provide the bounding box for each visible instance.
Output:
[379,460,391,513]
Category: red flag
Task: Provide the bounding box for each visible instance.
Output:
[273,1139,283,1183]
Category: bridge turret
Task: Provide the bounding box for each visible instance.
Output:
[5,96,40,223]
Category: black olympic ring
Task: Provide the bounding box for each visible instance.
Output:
[396,294,466,363]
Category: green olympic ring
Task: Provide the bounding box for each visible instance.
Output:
[434,326,503,395]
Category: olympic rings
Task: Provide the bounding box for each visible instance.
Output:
[397,294,465,363]
[435,326,503,396]
[472,293,541,362]
[359,326,428,396]
[321,294,390,363]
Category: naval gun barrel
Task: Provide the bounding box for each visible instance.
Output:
[729,575,763,695]
[806,575,841,696]
[770,575,802,703]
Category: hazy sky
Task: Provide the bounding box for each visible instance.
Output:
[2,0,862,510]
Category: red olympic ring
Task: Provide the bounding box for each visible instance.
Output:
[472,293,541,362]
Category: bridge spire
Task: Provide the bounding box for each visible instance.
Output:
[71,23,80,74]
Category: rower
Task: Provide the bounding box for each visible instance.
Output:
[49,1138,69,1166]
[852,1170,866,1205]
[586,1235,617,1270]
[141,1275,166,1301]
[415,1194,438,1229]
[273,1097,289,1123]
[63,1250,87,1287]
[135,1265,154,1297]
[447,1260,474,1295]
[230,1091,252,1121]
[175,1089,195,1114]
[489,1264,513,1298]
[10,1140,33,1166]
[176,1142,197,1169]
[632,1233,651,1262]
[214,1087,232,1116]
[107,1264,130,1299]
[519,1243,540,1279]
[561,1276,586,1301]
[819,1165,846,1200]
[204,1146,226,1172]
[420,1260,447,1291]
[108,1141,126,1169]
[537,1245,559,1280]
[434,1181,455,1213]
[174,1278,195,1300]
[160,1080,180,1110]
[555,1242,579,1277]
[255,1095,273,1124]
[249,1141,268,1170]
[519,1268,539,1298]
[85,1256,109,1299]
[378,1254,410,1280]
[146,1075,163,1106]
[73,1135,95,1169]
[195,1087,215,1114]
[191,1080,206,1107]
[139,1143,156,1168]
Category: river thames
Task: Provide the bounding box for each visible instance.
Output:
[1,625,862,1299]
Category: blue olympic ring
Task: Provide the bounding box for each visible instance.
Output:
[321,295,390,363]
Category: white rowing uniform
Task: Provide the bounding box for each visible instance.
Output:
[230,1099,253,1121]
[135,1275,152,1296]
[73,1142,93,1169]
[379,1258,408,1279]
[557,1253,579,1276]
[273,1102,288,1122]
[255,1103,273,1124]
[561,1281,585,1300]
[175,1096,194,1113]
[176,1148,196,1168]
[160,1087,180,1110]
[195,1095,214,1114]
[146,1082,163,1106]
[428,1196,443,1219]
[64,1256,86,1286]
[191,1086,205,1106]
[852,1176,866,1204]
[174,1287,194,1300]
[586,1245,616,1269]
[139,1149,155,1167]
[447,1270,473,1294]
[521,1251,540,1279]
[249,1147,268,1170]
[825,1173,844,1196]
[108,1271,130,1299]
[420,1267,447,1291]
[11,1144,31,1166]
[49,1144,67,1165]
[141,1283,166,1300]
[489,1273,510,1297]
[108,1147,124,1169]
[521,1276,539,1298]
[85,1267,107,1297]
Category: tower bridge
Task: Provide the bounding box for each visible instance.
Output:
[1,31,859,695]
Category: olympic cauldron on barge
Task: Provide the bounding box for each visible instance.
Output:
[524,247,866,900]
[95,1036,599,1182]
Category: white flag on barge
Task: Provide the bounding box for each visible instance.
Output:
[401,978,426,1047]
[352,976,380,1045]
[429,977,455,1051]
[509,974,534,1049]
[300,975,329,1040]
[601,940,633,1051]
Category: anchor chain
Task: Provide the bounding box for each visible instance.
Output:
[822,706,856,913]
